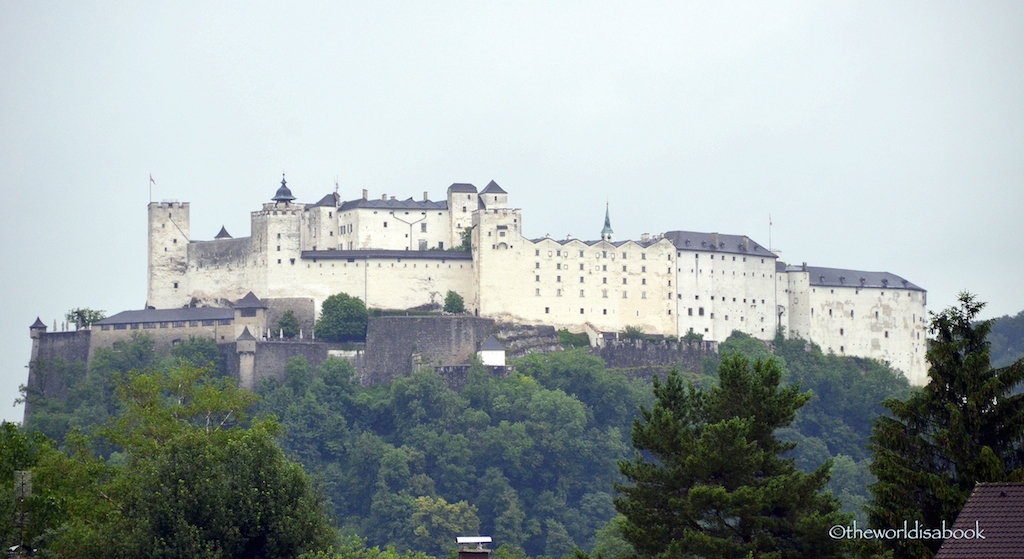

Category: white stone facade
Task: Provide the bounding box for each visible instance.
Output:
[146,178,928,384]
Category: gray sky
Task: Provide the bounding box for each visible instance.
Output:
[2,1,1022,423]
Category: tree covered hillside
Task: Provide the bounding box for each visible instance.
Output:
[14,329,917,557]
[989,309,1024,368]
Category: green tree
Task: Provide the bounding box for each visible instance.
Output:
[868,293,1024,559]
[410,496,480,557]
[35,364,335,559]
[170,335,225,373]
[615,355,849,559]
[279,310,301,338]
[316,292,369,342]
[443,291,465,314]
[621,326,645,340]
[65,308,106,330]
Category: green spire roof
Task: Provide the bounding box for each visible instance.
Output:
[601,203,613,237]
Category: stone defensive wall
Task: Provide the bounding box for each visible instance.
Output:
[364,315,497,385]
[221,339,359,386]
[591,338,719,380]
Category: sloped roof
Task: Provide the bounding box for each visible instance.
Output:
[447,183,478,193]
[662,230,775,258]
[30,317,46,329]
[307,192,341,209]
[479,335,505,352]
[301,249,472,261]
[789,265,925,292]
[214,226,232,239]
[95,307,233,325]
[234,292,265,309]
[338,198,448,211]
[480,180,506,194]
[935,483,1024,559]
[236,326,257,341]
[528,237,664,249]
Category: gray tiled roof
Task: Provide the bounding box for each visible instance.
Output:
[789,265,925,291]
[479,335,505,351]
[480,181,506,194]
[236,326,257,341]
[447,183,478,193]
[302,249,472,261]
[935,483,1024,558]
[214,226,232,239]
[338,198,448,211]
[662,231,776,258]
[528,238,664,249]
[234,292,265,309]
[95,307,233,325]
[307,192,340,209]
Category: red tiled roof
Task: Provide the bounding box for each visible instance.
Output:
[935,482,1024,559]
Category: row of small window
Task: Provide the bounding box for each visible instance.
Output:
[813,309,887,319]
[535,275,660,286]
[102,319,231,331]
[834,328,900,339]
[684,308,751,322]
[535,288,656,299]
[688,295,766,304]
[535,249,654,260]
[538,262,650,273]
[542,307,673,315]
[686,253,767,264]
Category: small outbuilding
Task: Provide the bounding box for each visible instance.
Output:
[477,335,505,367]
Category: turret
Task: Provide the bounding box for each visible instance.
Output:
[601,203,613,242]
[272,174,296,205]
[29,317,46,361]
[479,180,507,209]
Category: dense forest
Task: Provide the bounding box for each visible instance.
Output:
[10,319,927,558]
[989,309,1024,368]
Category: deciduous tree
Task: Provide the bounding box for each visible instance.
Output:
[315,292,368,342]
[443,291,465,314]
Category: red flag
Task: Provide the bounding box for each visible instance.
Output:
[150,174,156,185]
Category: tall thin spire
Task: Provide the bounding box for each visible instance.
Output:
[601,202,613,242]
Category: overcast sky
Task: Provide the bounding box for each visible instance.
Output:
[2,1,1022,423]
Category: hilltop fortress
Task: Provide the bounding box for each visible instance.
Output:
[142,177,928,384]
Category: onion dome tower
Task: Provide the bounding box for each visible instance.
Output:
[272,174,296,205]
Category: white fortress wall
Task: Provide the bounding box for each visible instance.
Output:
[473,206,675,334]
[145,176,929,384]
[668,232,780,342]
[281,252,476,320]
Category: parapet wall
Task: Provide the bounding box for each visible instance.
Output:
[25,330,93,414]
[592,338,719,381]
[363,316,496,385]
[221,339,358,385]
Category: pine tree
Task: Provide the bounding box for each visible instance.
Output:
[615,354,849,559]
[868,293,1024,559]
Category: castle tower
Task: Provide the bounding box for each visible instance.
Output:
[447,183,478,245]
[148,200,191,308]
[29,317,47,361]
[601,203,613,242]
[479,181,507,209]
[254,175,306,298]
[236,327,257,390]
